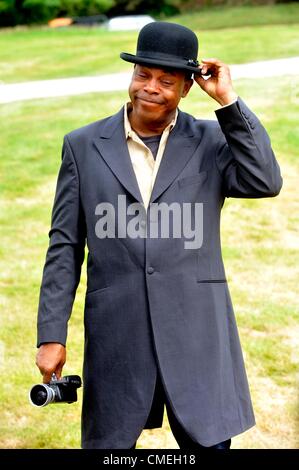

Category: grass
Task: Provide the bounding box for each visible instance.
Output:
[0,3,298,448]
[0,74,298,449]
[173,3,299,30]
[0,4,298,82]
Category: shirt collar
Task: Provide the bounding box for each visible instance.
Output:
[124,102,178,139]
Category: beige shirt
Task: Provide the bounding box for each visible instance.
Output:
[124,99,237,209]
[124,103,178,209]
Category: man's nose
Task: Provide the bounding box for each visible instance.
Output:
[144,77,159,93]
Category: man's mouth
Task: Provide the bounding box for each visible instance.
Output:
[136,96,164,105]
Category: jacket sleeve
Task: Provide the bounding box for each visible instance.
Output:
[214,97,283,198]
[37,136,86,347]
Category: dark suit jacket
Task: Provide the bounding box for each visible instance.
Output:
[37,98,282,448]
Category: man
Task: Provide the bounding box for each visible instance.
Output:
[35,22,282,449]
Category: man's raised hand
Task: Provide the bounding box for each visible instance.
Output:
[195,58,238,106]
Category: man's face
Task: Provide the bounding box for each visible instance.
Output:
[128,64,193,123]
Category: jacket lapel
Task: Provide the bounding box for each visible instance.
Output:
[93,108,143,204]
[93,108,202,206]
[149,110,202,204]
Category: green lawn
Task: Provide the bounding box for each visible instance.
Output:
[0,3,298,449]
[0,4,298,82]
[173,3,299,30]
[0,74,298,448]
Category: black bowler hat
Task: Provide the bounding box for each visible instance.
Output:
[120,21,200,74]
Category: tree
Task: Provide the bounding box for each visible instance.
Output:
[0,0,115,26]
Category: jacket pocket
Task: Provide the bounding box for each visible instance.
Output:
[86,286,108,295]
[178,170,207,188]
[197,245,227,283]
[85,285,109,308]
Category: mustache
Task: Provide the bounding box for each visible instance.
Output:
[135,93,165,104]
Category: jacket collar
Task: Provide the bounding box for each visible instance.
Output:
[123,102,178,139]
[93,106,201,205]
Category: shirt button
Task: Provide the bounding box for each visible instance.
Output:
[147,266,154,274]
[140,220,146,228]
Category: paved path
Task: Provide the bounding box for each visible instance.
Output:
[0,57,298,104]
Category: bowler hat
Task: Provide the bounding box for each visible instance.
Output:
[120,21,200,74]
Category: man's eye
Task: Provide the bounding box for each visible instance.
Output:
[161,80,173,86]
[137,73,147,78]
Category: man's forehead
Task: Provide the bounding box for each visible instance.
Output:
[134,64,183,76]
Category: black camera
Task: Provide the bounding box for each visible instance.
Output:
[29,374,82,407]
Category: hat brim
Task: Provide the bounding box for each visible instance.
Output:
[120,52,201,74]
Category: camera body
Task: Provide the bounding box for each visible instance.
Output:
[29,375,82,407]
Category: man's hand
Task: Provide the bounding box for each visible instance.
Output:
[195,58,238,106]
[36,343,66,383]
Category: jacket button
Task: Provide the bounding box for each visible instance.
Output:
[147,266,154,274]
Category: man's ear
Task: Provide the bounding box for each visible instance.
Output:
[182,79,193,98]
[132,63,138,78]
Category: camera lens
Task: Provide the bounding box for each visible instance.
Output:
[29,384,55,407]
[35,390,47,406]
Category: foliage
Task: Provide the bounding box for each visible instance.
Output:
[0,0,297,26]
[107,0,179,17]
[167,0,297,8]
[0,0,115,26]
[22,0,61,24]
[57,0,115,17]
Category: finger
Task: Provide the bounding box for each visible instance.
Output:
[200,61,220,77]
[193,66,203,75]
[194,75,210,90]
[37,359,57,382]
[36,358,51,383]
[201,58,223,66]
[42,369,53,384]
[194,75,205,85]
[55,363,64,380]
[201,66,213,76]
